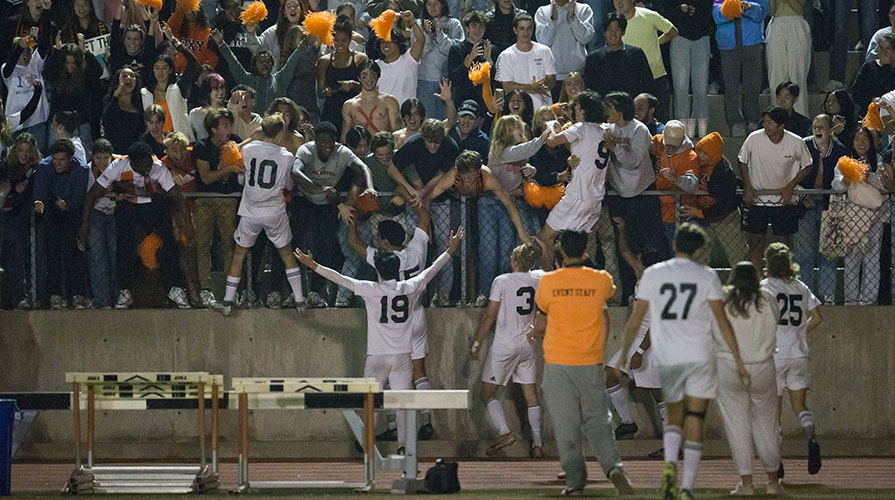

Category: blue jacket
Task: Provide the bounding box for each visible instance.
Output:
[32,156,88,213]
[712,0,767,50]
[449,125,490,164]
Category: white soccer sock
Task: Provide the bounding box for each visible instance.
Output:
[223,276,240,304]
[527,405,543,447]
[663,425,683,464]
[657,401,668,424]
[486,399,510,436]
[285,267,305,302]
[799,411,816,440]
[607,384,634,424]
[681,440,703,491]
[415,377,432,424]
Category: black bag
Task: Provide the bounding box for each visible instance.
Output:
[424,458,461,494]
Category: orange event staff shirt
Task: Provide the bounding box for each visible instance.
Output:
[535,265,616,366]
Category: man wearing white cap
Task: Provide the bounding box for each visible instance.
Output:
[652,119,699,244]
[449,99,491,161]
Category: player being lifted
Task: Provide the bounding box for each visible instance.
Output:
[345,195,436,440]
[470,242,546,458]
[295,220,464,453]
[761,242,824,478]
[211,114,317,316]
[618,223,750,500]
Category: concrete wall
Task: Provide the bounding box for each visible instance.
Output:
[1,306,893,460]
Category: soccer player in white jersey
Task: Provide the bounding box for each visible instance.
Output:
[212,114,317,316]
[295,225,464,452]
[761,242,824,478]
[605,250,666,442]
[540,90,611,269]
[345,200,435,441]
[470,242,546,458]
[618,223,750,500]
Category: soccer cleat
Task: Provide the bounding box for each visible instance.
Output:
[560,486,583,496]
[529,445,544,459]
[417,423,434,441]
[808,437,822,474]
[557,471,566,479]
[168,287,191,308]
[396,447,405,456]
[680,488,696,500]
[485,432,516,456]
[199,289,216,308]
[777,461,785,480]
[50,295,66,310]
[766,480,784,496]
[730,483,754,496]
[266,291,282,309]
[614,422,638,440]
[115,289,133,309]
[660,462,677,500]
[210,301,232,317]
[306,291,329,308]
[609,468,635,495]
[376,428,398,441]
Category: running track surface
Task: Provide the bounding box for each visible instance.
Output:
[11,457,895,494]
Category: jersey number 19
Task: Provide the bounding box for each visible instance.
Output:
[380,295,409,323]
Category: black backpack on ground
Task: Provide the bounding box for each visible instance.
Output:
[424,458,461,494]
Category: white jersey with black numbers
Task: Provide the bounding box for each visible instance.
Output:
[489,270,546,351]
[238,141,294,218]
[365,227,429,280]
[315,252,450,355]
[636,257,724,366]
[761,277,821,360]
[563,122,610,201]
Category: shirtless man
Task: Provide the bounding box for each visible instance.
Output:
[341,60,402,142]
[248,97,307,154]
[393,78,459,149]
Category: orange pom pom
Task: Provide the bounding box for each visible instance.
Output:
[369,10,397,42]
[240,1,268,25]
[524,182,544,207]
[176,0,201,12]
[220,141,243,166]
[541,184,565,209]
[303,10,337,46]
[355,191,380,215]
[863,101,884,131]
[136,0,163,11]
[720,0,743,19]
[468,62,491,86]
[837,156,868,184]
[481,78,493,113]
[138,233,162,270]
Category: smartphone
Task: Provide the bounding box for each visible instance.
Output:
[30,26,39,38]
[495,88,505,101]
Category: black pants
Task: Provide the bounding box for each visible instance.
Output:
[1,208,31,307]
[37,206,87,302]
[607,191,671,300]
[292,198,343,298]
[116,200,184,291]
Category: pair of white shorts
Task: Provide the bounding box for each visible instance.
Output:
[410,307,427,360]
[481,343,537,386]
[233,211,292,249]
[607,347,661,389]
[545,196,601,233]
[364,353,413,391]
[659,360,718,403]
[775,357,810,396]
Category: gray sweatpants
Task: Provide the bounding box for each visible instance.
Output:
[542,362,623,489]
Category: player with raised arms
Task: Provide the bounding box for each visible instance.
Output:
[470,242,546,458]
[618,223,750,500]
[295,222,464,453]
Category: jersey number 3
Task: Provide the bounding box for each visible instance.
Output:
[247,158,278,189]
[659,283,697,320]
[380,295,409,323]
[516,286,535,315]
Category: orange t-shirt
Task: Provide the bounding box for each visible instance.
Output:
[535,266,616,366]
[167,10,219,73]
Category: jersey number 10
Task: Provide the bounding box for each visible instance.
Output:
[247,158,278,189]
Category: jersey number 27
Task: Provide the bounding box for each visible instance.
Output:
[659,283,697,320]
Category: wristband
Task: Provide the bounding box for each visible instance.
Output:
[635,348,646,355]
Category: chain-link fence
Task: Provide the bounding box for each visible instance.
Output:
[4,189,892,309]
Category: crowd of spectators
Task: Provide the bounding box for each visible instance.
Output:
[0,0,894,310]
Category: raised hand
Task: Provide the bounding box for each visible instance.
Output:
[434,77,452,102]
[447,225,465,254]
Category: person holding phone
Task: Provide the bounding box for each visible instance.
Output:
[448,10,493,115]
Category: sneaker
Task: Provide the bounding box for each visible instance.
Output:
[115,289,133,309]
[707,81,720,94]
[210,301,232,317]
[376,428,398,441]
[680,488,696,500]
[417,423,434,441]
[530,445,544,458]
[307,291,329,308]
[825,80,844,92]
[807,437,822,474]
[614,422,638,440]
[236,289,257,309]
[730,123,747,137]
[50,295,66,310]
[560,486,583,496]
[485,432,516,456]
[766,480,784,496]
[854,41,865,51]
[168,287,191,309]
[334,297,350,307]
[824,295,835,306]
[15,299,30,310]
[432,292,450,307]
[199,289,216,308]
[660,462,677,500]
[72,295,89,310]
[609,468,635,495]
[266,291,282,309]
[294,300,308,316]
[730,483,754,496]
[472,294,488,307]
[777,461,785,480]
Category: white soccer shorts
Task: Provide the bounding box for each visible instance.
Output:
[410,308,428,360]
[545,196,601,233]
[364,353,413,391]
[481,343,537,386]
[233,211,292,249]
[607,347,661,389]
[775,356,810,396]
[659,360,718,403]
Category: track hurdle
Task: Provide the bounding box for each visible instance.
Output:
[232,378,469,494]
[65,372,223,494]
